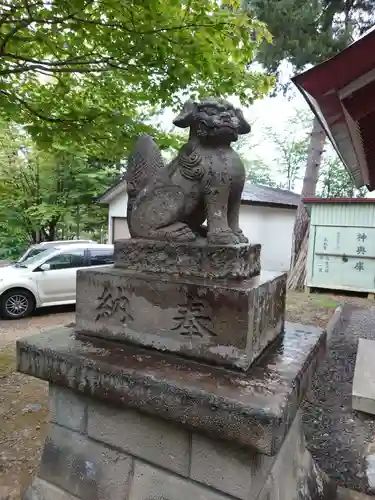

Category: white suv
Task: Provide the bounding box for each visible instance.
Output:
[0,243,114,319]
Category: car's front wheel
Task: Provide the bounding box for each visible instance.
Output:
[0,288,35,320]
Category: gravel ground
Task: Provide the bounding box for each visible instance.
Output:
[302,303,375,496]
[0,305,75,498]
[0,305,75,349]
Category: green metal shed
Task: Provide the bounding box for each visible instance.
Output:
[305,197,375,293]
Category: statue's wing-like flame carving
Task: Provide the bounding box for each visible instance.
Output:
[126,134,165,228]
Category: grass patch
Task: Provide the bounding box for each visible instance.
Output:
[313,295,338,309]
[286,291,340,328]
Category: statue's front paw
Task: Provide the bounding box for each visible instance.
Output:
[235,231,249,243]
[166,222,196,242]
[207,229,240,245]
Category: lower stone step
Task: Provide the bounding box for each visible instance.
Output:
[17,321,325,456]
[23,396,335,500]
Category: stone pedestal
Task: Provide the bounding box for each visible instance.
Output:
[17,238,336,500]
[18,324,335,500]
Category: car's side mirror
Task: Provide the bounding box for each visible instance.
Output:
[40,263,51,271]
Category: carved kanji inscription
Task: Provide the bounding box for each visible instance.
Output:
[95,283,133,323]
[171,293,215,338]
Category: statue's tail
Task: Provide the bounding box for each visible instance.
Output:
[125,134,164,227]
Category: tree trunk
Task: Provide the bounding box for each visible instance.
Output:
[288,116,326,290]
[76,206,80,239]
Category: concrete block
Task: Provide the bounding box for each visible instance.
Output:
[128,461,231,500]
[265,411,304,500]
[23,477,80,500]
[257,411,336,500]
[87,401,190,475]
[191,433,274,499]
[49,385,87,433]
[39,424,132,500]
[189,413,303,500]
[352,338,375,415]
[75,267,286,371]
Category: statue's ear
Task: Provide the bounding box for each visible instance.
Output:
[173,100,196,128]
[235,108,251,135]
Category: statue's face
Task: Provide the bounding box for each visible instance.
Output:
[194,100,241,143]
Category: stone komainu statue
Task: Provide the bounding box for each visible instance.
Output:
[126,98,251,245]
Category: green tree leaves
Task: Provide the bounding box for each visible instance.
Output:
[246,0,375,85]
[0,0,273,157]
[0,120,115,251]
[318,155,368,198]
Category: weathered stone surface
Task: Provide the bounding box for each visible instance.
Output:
[257,412,336,500]
[23,477,80,500]
[352,338,375,415]
[16,321,326,455]
[189,410,335,500]
[25,403,334,500]
[87,400,190,475]
[190,411,334,500]
[126,99,251,245]
[191,433,274,499]
[128,461,231,500]
[114,238,261,279]
[39,424,132,500]
[337,487,375,500]
[75,267,285,371]
[49,385,87,433]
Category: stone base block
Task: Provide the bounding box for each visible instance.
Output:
[75,267,286,371]
[17,322,325,456]
[23,387,336,500]
[23,477,79,500]
[114,238,261,279]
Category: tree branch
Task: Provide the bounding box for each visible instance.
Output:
[5,53,114,66]
[0,63,119,75]
[0,19,31,55]
[1,53,142,76]
[67,17,232,35]
[0,12,231,36]
[0,89,100,123]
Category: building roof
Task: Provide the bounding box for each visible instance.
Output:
[241,184,300,208]
[292,28,375,190]
[96,178,127,203]
[303,197,375,205]
[97,179,300,209]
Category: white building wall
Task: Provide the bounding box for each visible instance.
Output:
[107,192,129,244]
[106,191,296,272]
[239,205,296,272]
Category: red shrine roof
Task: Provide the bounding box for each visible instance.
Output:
[292,28,375,189]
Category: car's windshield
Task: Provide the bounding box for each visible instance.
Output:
[18,248,45,262]
[14,247,58,268]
